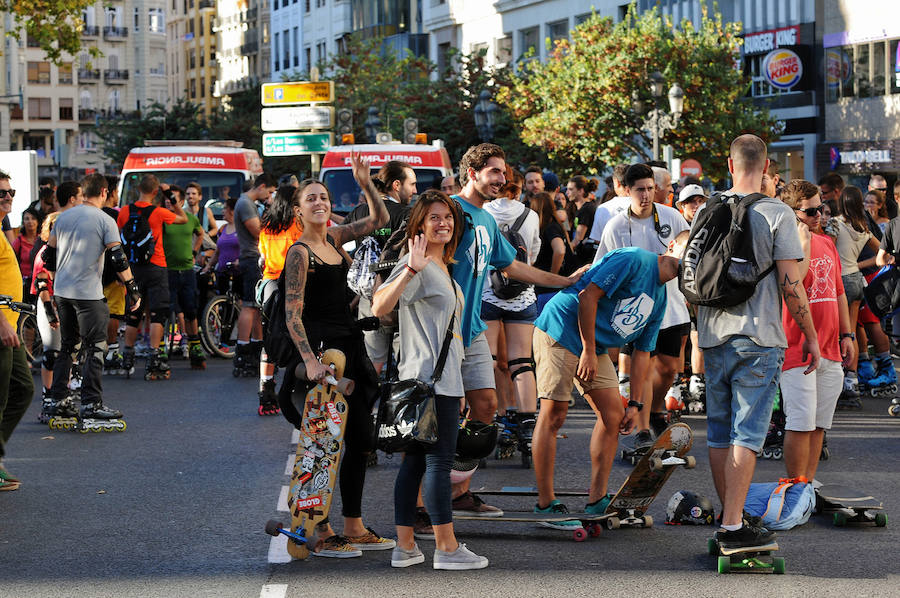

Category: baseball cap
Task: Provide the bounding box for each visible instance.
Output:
[542,171,560,191]
[677,184,707,206]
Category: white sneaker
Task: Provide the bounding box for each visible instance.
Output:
[391,544,425,568]
[433,543,489,570]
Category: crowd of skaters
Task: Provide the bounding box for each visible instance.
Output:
[0,134,896,572]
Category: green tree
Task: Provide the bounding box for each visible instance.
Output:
[3,0,100,64]
[499,4,780,179]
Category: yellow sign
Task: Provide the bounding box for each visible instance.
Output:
[261,81,334,106]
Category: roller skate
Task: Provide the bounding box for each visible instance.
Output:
[144,350,171,381]
[515,411,535,469]
[78,400,126,433]
[758,408,785,459]
[665,375,687,421]
[189,340,207,370]
[857,358,877,389]
[47,395,80,430]
[121,349,136,379]
[836,372,863,409]
[258,379,280,416]
[865,356,898,398]
[889,397,900,417]
[494,411,517,460]
[688,373,706,414]
[37,389,54,424]
[103,345,126,376]
[232,344,255,378]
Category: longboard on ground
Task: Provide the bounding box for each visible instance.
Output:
[815,484,887,527]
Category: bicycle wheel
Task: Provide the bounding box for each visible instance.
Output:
[200,295,238,358]
[17,312,42,368]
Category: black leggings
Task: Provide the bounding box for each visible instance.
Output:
[278,332,378,519]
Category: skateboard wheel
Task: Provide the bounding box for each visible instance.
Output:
[717,556,730,574]
[605,517,620,530]
[588,523,602,537]
[773,557,786,574]
[642,515,653,528]
[834,511,848,527]
[573,527,588,542]
[265,520,283,537]
[649,456,663,471]
[684,455,697,469]
[875,513,887,527]
[708,538,719,556]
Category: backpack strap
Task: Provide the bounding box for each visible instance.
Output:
[510,204,530,234]
[762,481,794,522]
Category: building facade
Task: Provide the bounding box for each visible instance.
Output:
[168,0,219,116]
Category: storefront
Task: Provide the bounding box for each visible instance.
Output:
[816,140,900,193]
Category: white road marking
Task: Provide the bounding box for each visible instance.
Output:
[284,453,294,476]
[260,583,288,597]
[267,532,292,565]
[277,485,289,512]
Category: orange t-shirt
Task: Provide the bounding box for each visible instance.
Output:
[259,222,303,280]
[117,201,178,268]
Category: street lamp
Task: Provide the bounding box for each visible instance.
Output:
[364,106,382,143]
[633,72,685,162]
[473,89,498,142]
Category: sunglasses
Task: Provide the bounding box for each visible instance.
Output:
[0,189,15,198]
[796,205,824,217]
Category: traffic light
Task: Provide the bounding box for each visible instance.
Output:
[403,118,418,144]
[337,108,353,142]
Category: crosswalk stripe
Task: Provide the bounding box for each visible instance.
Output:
[277,485,289,512]
[260,582,289,596]
[284,453,294,476]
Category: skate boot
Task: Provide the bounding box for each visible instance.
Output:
[857,358,877,389]
[158,342,169,365]
[249,340,264,373]
[836,372,863,409]
[664,375,687,421]
[494,411,517,460]
[688,373,706,414]
[514,411,536,469]
[144,350,172,381]
[37,389,54,424]
[758,409,785,459]
[103,346,125,376]
[650,411,670,438]
[121,348,136,379]
[78,401,127,432]
[189,339,207,370]
[258,379,280,416]
[47,395,80,430]
[233,343,255,378]
[866,355,898,398]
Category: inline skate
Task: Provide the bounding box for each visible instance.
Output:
[47,395,80,431]
[103,344,127,376]
[37,389,54,424]
[77,401,127,432]
[232,344,256,377]
[687,373,706,414]
[258,378,280,416]
[144,350,171,381]
[189,340,207,370]
[836,372,863,409]
[758,407,785,460]
[864,355,898,398]
[514,411,535,469]
[664,374,688,421]
[120,349,136,379]
[494,411,517,460]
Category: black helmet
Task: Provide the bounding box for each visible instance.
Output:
[665,490,715,525]
[456,419,498,460]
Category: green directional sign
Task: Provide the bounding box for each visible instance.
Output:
[262,132,333,156]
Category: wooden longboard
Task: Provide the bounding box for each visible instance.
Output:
[286,349,349,559]
[709,538,784,574]
[605,423,694,527]
[816,484,886,527]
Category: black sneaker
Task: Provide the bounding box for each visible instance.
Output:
[80,401,123,420]
[715,522,776,548]
[633,429,654,451]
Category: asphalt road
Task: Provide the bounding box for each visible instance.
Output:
[1,356,898,597]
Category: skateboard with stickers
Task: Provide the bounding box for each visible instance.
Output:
[274,349,353,559]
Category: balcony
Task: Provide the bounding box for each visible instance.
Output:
[103,26,128,40]
[199,0,215,9]
[82,25,100,37]
[78,108,97,122]
[240,41,259,55]
[104,69,129,83]
[78,69,102,82]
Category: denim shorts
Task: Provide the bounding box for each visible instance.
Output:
[239,259,263,304]
[842,271,865,303]
[704,336,784,452]
[481,300,538,324]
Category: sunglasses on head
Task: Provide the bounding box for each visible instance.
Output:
[0,189,15,198]
[796,205,824,217]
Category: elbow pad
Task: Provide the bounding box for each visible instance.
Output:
[109,244,130,273]
[43,245,57,272]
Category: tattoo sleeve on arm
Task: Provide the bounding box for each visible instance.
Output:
[284,246,315,360]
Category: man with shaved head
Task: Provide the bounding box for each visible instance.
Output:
[697,134,820,551]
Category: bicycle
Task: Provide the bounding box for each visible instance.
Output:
[199,264,240,359]
[0,295,40,365]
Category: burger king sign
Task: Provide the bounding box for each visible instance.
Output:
[763,48,803,90]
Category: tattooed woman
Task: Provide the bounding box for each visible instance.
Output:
[279,151,393,558]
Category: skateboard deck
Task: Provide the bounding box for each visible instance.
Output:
[473,486,589,497]
[605,422,695,528]
[286,349,350,559]
[453,510,610,541]
[816,484,887,527]
[708,538,784,574]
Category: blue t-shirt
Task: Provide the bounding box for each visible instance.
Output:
[450,196,517,346]
[535,247,667,356]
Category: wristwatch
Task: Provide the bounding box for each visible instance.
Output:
[840,332,856,341]
[627,399,644,412]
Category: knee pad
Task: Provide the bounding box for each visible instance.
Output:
[42,349,58,371]
[509,357,535,380]
[87,342,107,365]
[124,311,141,328]
[149,309,169,325]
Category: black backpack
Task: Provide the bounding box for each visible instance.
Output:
[261,267,297,368]
[120,204,156,265]
[679,192,774,307]
[489,205,531,300]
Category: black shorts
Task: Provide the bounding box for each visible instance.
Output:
[239,259,262,305]
[623,322,690,358]
[133,263,170,313]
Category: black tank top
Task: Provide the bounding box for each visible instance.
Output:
[295,236,354,344]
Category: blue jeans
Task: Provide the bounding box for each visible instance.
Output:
[704,336,784,452]
[394,395,459,527]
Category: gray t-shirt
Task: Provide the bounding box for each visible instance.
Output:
[234,193,260,260]
[384,254,465,397]
[696,194,804,349]
[53,205,120,300]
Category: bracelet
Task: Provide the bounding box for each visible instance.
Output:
[405,265,418,276]
[627,400,644,412]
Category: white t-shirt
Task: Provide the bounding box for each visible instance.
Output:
[482,199,540,311]
[588,196,631,242]
[595,203,690,329]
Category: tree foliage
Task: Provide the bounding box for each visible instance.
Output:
[499,4,780,180]
[3,0,100,64]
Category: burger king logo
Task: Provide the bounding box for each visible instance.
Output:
[763,49,802,90]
